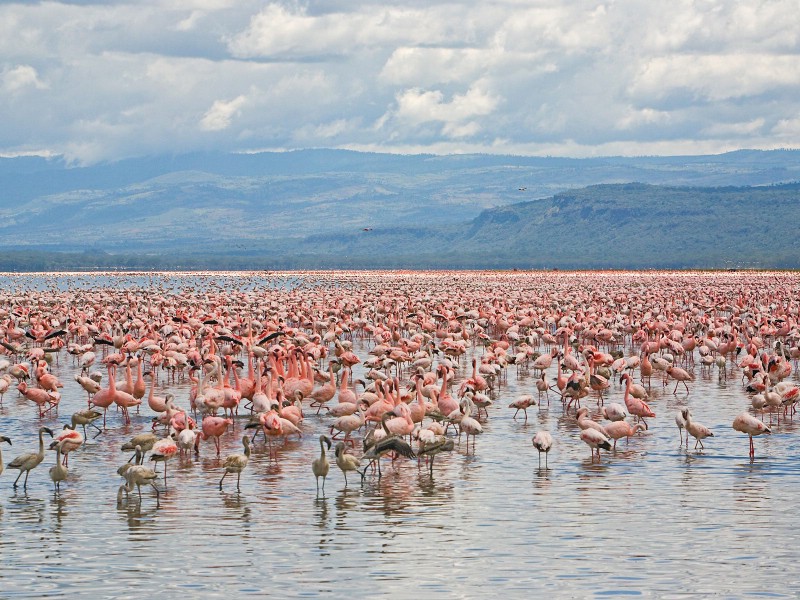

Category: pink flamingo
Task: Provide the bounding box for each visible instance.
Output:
[508,394,537,421]
[532,347,558,374]
[621,374,655,429]
[308,362,337,414]
[114,372,141,425]
[603,420,645,450]
[89,364,116,427]
[330,403,365,446]
[50,425,84,465]
[580,428,611,462]
[199,415,233,456]
[278,390,304,426]
[666,365,694,394]
[145,371,169,413]
[237,351,257,402]
[149,436,179,487]
[363,380,394,424]
[587,356,610,404]
[17,381,58,417]
[532,430,553,468]
[640,352,653,387]
[435,366,458,417]
[384,402,415,438]
[35,361,63,393]
[732,412,771,459]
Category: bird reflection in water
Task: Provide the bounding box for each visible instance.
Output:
[362,472,415,519]
[417,471,454,499]
[733,464,770,512]
[118,500,159,533]
[332,487,360,541]
[51,493,69,533]
[220,489,249,513]
[314,497,333,555]
[533,466,552,489]
[7,492,45,524]
[334,486,360,518]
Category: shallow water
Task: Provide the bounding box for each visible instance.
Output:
[1,272,799,598]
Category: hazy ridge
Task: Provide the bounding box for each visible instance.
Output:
[0,149,798,269]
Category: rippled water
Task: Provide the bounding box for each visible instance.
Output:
[1,272,799,597]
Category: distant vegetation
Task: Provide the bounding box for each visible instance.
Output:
[1,149,799,270]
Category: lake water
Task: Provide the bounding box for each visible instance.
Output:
[1,271,798,598]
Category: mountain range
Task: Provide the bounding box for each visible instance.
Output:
[0,149,798,269]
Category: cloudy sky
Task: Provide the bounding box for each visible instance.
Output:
[1,0,798,164]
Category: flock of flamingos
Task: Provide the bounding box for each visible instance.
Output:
[0,270,796,502]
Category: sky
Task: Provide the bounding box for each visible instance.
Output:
[1,0,799,165]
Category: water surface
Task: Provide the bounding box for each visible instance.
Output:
[0,271,798,598]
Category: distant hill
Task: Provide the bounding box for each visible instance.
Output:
[0,149,799,269]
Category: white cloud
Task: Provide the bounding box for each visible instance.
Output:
[394,85,499,125]
[629,54,800,103]
[200,95,247,131]
[2,64,48,92]
[384,84,500,140]
[227,3,467,59]
[0,0,798,163]
[702,119,766,137]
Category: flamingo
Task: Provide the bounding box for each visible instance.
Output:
[74,374,101,401]
[219,436,251,491]
[308,361,337,413]
[330,403,365,445]
[362,412,416,477]
[666,365,694,394]
[121,432,158,462]
[149,436,179,487]
[732,412,771,459]
[682,408,714,449]
[458,397,483,453]
[675,409,688,446]
[334,441,363,485]
[312,435,332,496]
[118,453,160,502]
[580,428,611,462]
[50,425,84,466]
[621,374,655,429]
[199,415,233,456]
[602,402,627,422]
[576,407,607,435]
[17,381,58,417]
[603,421,645,450]
[417,435,455,475]
[7,426,53,489]
[531,347,558,373]
[535,372,550,402]
[145,371,169,413]
[508,394,537,421]
[90,364,117,427]
[49,443,68,492]
[0,435,11,476]
[532,431,553,468]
